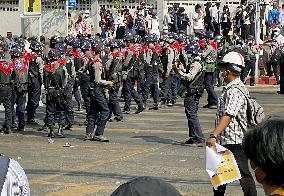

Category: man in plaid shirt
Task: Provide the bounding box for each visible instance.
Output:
[206,52,257,196]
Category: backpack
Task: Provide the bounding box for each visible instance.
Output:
[230,85,266,128]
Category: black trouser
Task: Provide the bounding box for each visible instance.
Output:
[267,62,280,84]
[160,75,172,103]
[86,87,110,136]
[0,85,12,130]
[108,84,123,120]
[213,144,257,196]
[184,92,204,142]
[141,66,160,105]
[280,61,284,92]
[204,72,218,106]
[242,60,256,85]
[123,74,144,112]
[26,77,41,121]
[64,83,74,126]
[46,90,66,128]
[241,24,251,40]
[73,80,82,108]
[11,87,27,129]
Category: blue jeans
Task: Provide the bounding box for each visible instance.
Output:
[184,93,204,142]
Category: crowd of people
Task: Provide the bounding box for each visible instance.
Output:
[0,1,284,195]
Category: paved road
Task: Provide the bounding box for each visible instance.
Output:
[0,86,283,196]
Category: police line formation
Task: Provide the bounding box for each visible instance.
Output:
[0,31,254,143]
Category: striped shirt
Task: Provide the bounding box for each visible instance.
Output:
[1,159,30,196]
[216,78,249,145]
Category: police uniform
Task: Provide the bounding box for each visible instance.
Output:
[160,41,175,105]
[242,44,258,86]
[202,44,218,108]
[43,50,68,138]
[85,54,110,142]
[10,47,29,132]
[0,52,13,133]
[26,42,44,124]
[105,48,123,121]
[64,52,76,129]
[122,41,144,114]
[179,56,205,144]
[142,40,161,109]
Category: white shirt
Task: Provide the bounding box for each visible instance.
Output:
[192,11,204,30]
[1,159,30,196]
[243,11,251,25]
[85,17,94,35]
[275,34,284,46]
[279,10,284,25]
[210,6,219,23]
[148,18,160,36]
[216,78,249,145]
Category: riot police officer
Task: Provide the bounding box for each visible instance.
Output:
[0,45,13,134]
[43,49,68,138]
[122,34,144,114]
[26,40,43,125]
[10,46,29,132]
[105,39,124,121]
[142,34,161,110]
[201,31,218,109]
[84,41,112,142]
[160,35,175,106]
[56,42,76,131]
[176,45,205,146]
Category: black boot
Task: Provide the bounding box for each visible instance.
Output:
[57,126,65,138]
[47,127,55,138]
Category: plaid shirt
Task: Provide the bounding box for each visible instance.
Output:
[216,78,249,145]
[1,159,30,196]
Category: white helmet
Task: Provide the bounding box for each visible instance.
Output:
[221,52,245,67]
[221,52,245,73]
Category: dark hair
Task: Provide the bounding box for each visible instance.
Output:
[242,119,284,186]
[195,4,201,11]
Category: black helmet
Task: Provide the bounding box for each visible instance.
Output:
[146,34,159,43]
[30,41,42,51]
[54,43,66,55]
[64,35,74,46]
[206,31,215,40]
[235,37,244,46]
[48,49,60,61]
[80,38,91,50]
[15,38,25,49]
[110,39,120,48]
[10,46,22,57]
[71,38,81,49]
[178,34,187,43]
[50,35,63,48]
[134,35,142,43]
[124,33,135,42]
[92,41,104,53]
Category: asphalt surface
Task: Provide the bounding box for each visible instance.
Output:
[0,85,283,196]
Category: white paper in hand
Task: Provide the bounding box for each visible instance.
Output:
[206,144,242,189]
